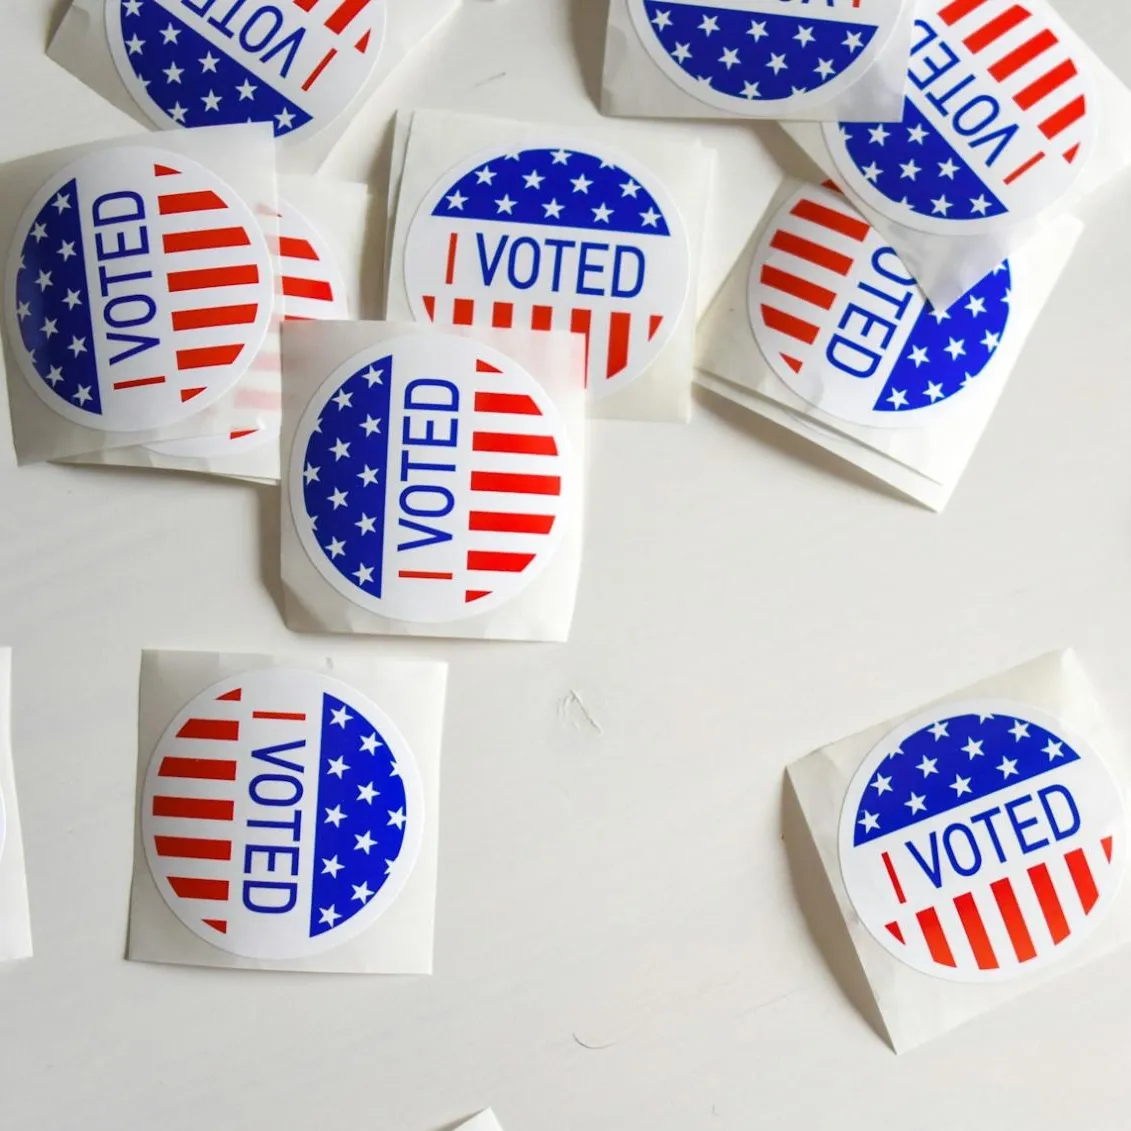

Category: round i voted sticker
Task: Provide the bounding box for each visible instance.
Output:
[290,332,572,623]
[824,0,1097,233]
[403,145,690,399]
[147,197,349,458]
[142,668,424,960]
[628,0,907,116]
[839,702,1127,982]
[749,184,1012,425]
[4,147,273,433]
[106,0,385,141]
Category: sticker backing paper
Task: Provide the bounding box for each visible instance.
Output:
[0,649,33,964]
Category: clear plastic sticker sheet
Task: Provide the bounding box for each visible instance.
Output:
[128,649,446,974]
[782,0,1131,310]
[66,173,372,483]
[602,0,917,123]
[0,123,281,466]
[695,179,1081,511]
[786,649,1131,1053]
[280,320,587,643]
[383,109,714,424]
[0,650,33,965]
[47,0,460,174]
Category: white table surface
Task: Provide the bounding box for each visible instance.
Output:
[2,1,1131,1128]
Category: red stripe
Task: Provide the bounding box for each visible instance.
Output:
[1103,836,1114,862]
[453,298,474,325]
[1040,94,1086,140]
[325,0,369,33]
[178,344,243,370]
[991,877,1038,961]
[790,198,870,242]
[989,29,1057,81]
[155,836,232,861]
[916,907,957,967]
[422,295,436,320]
[881,851,906,904]
[293,0,317,9]
[152,796,234,821]
[180,387,206,402]
[167,264,260,292]
[159,191,227,216]
[445,233,459,286]
[282,276,334,301]
[168,876,229,901]
[964,5,1029,53]
[1015,59,1077,109]
[159,757,237,781]
[469,511,555,535]
[532,305,553,331]
[491,302,513,328]
[476,359,502,373]
[1028,863,1070,943]
[278,236,318,260]
[465,590,491,603]
[154,164,180,177]
[760,265,837,311]
[475,391,541,415]
[112,375,165,390]
[471,471,561,496]
[163,227,250,254]
[473,431,558,456]
[1003,151,1046,184]
[251,711,307,721]
[176,718,239,741]
[216,688,242,702]
[1065,848,1099,913]
[885,921,905,944]
[954,893,999,970]
[607,311,631,379]
[398,570,454,580]
[302,47,337,91]
[467,551,535,573]
[938,0,989,24]
[761,305,820,345]
[770,231,854,275]
[203,918,228,933]
[172,304,258,331]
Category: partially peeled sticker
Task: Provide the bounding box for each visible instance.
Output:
[290,332,572,623]
[106,0,386,142]
[749,184,1012,426]
[141,667,424,960]
[4,146,273,432]
[629,0,907,116]
[403,143,690,399]
[824,0,1097,233]
[839,700,1126,982]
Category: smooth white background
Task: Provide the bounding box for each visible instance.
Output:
[1,1,1131,1128]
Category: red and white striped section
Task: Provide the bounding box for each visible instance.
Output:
[291,0,377,88]
[936,0,1091,172]
[884,837,1115,974]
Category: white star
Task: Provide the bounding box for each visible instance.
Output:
[965,295,986,316]
[351,882,374,904]
[55,240,77,264]
[303,462,319,485]
[571,174,592,194]
[698,14,719,34]
[44,367,63,387]
[886,388,908,409]
[15,301,29,321]
[843,31,863,51]
[331,389,353,410]
[814,59,835,79]
[868,125,889,145]
[236,79,257,100]
[357,465,379,486]
[543,199,564,219]
[523,170,544,190]
[619,180,641,199]
[275,108,295,131]
[959,739,983,760]
[930,307,951,324]
[766,53,788,74]
[355,830,377,854]
[997,757,1019,778]
[981,329,1002,351]
[125,34,144,54]
[387,808,407,830]
[40,318,57,339]
[917,756,938,777]
[357,782,379,804]
[202,90,222,112]
[52,192,70,213]
[862,162,881,183]
[592,203,613,223]
[330,438,350,461]
[330,706,353,728]
[73,385,92,405]
[717,46,740,70]
[742,80,760,98]
[859,811,880,833]
[360,733,382,754]
[1009,721,1030,741]
[950,775,972,797]
[924,381,944,402]
[36,270,52,292]
[900,159,921,180]
[935,159,958,180]
[1044,740,1067,760]
[790,24,813,45]
[318,905,341,926]
[355,513,376,535]
[67,335,86,356]
[970,195,992,215]
[359,415,381,436]
[31,222,47,242]
[446,190,467,211]
[200,51,219,72]
[929,721,949,740]
[640,207,661,227]
[324,806,346,826]
[671,41,692,62]
[353,564,375,586]
[931,194,952,215]
[908,345,929,367]
[475,166,496,185]
[322,856,344,877]
[944,338,966,360]
[495,195,516,215]
[363,365,385,386]
[908,124,928,144]
[123,0,142,13]
[652,9,671,29]
[169,102,187,124]
[748,19,767,41]
[325,537,346,560]
[905,793,927,814]
[62,289,82,310]
[327,756,350,778]
[162,62,184,86]
[550,148,571,164]
[871,773,892,795]
[159,23,180,43]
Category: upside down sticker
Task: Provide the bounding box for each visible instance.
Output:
[839,701,1126,982]
[142,668,424,959]
[824,0,1097,232]
[629,0,907,115]
[404,144,690,398]
[290,332,572,623]
[749,184,1011,425]
[4,146,273,433]
[106,0,385,140]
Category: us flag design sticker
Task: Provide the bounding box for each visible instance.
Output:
[106,0,385,141]
[142,668,424,960]
[290,332,572,623]
[4,147,273,433]
[839,701,1126,982]
[403,145,689,398]
[824,0,1097,232]
[629,0,906,115]
[749,184,1011,425]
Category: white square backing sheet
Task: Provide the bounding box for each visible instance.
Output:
[0,649,33,964]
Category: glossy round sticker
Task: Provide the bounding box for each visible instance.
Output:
[839,701,1126,982]
[5,147,272,433]
[106,0,385,141]
[749,184,1011,425]
[148,196,348,458]
[823,0,1097,233]
[290,332,572,623]
[142,668,424,960]
[629,0,907,116]
[403,144,689,399]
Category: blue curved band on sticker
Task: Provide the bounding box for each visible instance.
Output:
[641,1,877,103]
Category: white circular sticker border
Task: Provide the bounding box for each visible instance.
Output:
[838,699,1127,984]
[4,147,273,433]
[747,183,1013,428]
[141,667,425,961]
[105,0,387,143]
[822,0,1098,234]
[627,0,908,118]
[402,140,691,400]
[290,332,573,625]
